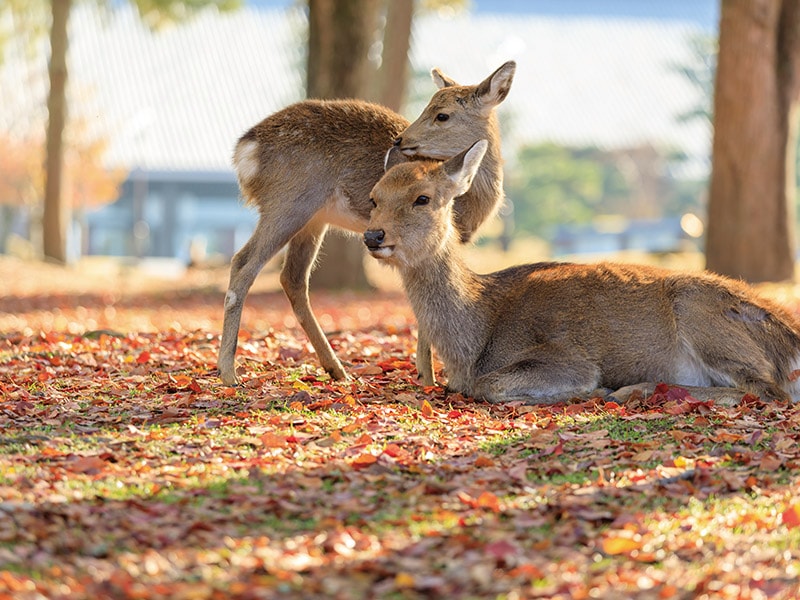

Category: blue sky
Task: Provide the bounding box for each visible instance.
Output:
[246,1,719,30]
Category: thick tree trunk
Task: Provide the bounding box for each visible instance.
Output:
[43,0,71,264]
[705,0,800,282]
[307,0,382,290]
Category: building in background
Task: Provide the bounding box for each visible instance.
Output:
[0,1,715,261]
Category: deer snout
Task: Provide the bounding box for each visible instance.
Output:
[363,229,386,250]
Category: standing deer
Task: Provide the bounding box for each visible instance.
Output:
[363,140,800,404]
[218,61,516,386]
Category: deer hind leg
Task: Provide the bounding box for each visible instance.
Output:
[679,322,791,402]
[218,212,311,385]
[280,219,349,381]
[473,345,602,404]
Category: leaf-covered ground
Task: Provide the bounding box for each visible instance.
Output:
[1,256,800,599]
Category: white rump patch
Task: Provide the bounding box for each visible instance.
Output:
[233,140,260,184]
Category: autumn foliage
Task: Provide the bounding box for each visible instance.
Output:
[0,258,799,599]
[0,122,125,210]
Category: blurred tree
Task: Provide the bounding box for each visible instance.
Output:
[705,0,800,282]
[1,0,240,264]
[0,119,124,255]
[505,143,631,237]
[307,0,414,290]
[506,142,704,243]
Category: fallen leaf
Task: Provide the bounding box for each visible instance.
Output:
[351,452,378,469]
[781,504,800,529]
[602,535,642,555]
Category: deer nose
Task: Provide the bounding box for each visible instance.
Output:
[393,137,402,147]
[363,229,385,249]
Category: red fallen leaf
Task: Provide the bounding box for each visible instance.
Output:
[136,350,151,364]
[351,452,378,469]
[220,387,237,398]
[602,534,642,555]
[782,504,800,528]
[789,369,800,382]
[382,443,404,458]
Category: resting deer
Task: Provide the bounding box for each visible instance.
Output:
[218,61,516,386]
[363,140,800,404]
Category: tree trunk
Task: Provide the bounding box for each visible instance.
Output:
[705,0,800,282]
[306,0,407,290]
[43,0,71,264]
[372,0,413,111]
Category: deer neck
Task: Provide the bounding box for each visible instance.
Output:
[453,126,504,242]
[400,242,486,387]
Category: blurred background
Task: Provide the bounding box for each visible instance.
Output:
[0,0,797,290]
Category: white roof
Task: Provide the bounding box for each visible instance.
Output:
[0,4,711,173]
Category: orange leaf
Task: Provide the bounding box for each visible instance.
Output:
[136,351,151,364]
[474,455,494,467]
[476,491,501,512]
[602,535,642,555]
[394,572,415,589]
[172,374,192,387]
[420,399,434,418]
[781,504,800,529]
[351,452,378,469]
[354,433,373,445]
[260,432,287,448]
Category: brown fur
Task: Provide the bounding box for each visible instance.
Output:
[365,141,800,404]
[218,62,516,385]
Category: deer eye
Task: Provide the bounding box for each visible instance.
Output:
[369,198,377,208]
[413,195,430,207]
[435,113,449,122]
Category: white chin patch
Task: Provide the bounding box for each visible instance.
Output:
[370,246,395,259]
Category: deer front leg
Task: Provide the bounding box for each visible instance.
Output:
[415,327,435,386]
[472,347,602,404]
[280,221,349,381]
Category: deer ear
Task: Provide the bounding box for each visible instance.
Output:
[431,67,459,89]
[384,146,409,172]
[443,140,488,197]
[475,61,516,110]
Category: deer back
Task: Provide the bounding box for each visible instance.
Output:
[234,99,409,221]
